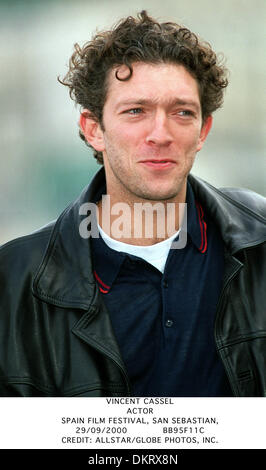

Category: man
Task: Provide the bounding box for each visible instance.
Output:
[0,11,265,397]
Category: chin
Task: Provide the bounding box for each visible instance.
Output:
[138,189,179,202]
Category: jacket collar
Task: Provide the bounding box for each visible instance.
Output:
[32,167,265,308]
[32,168,106,310]
[188,173,266,254]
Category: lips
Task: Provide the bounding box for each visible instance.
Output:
[139,159,176,169]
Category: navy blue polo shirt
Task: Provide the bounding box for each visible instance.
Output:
[91,182,233,397]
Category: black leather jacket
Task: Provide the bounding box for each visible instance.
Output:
[0,168,265,396]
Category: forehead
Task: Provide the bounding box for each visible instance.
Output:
[104,62,201,106]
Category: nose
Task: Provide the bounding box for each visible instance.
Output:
[145,111,174,147]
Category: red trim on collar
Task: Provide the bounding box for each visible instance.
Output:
[99,286,109,294]
[195,202,207,253]
[94,270,110,294]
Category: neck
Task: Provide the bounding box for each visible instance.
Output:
[97,191,186,247]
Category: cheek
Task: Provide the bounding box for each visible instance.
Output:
[104,125,140,150]
[183,127,202,151]
[121,125,145,145]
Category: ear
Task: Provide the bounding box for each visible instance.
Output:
[79,109,105,152]
[196,115,213,152]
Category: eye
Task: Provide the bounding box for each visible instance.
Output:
[127,108,143,115]
[178,110,194,117]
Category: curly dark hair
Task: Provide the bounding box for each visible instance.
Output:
[59,10,228,164]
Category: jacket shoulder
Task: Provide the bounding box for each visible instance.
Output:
[0,221,55,279]
[218,187,266,220]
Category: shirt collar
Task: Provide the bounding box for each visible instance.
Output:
[92,232,126,294]
[91,178,208,293]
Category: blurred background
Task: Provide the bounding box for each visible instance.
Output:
[0,0,265,244]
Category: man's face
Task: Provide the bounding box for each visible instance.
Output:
[91,62,212,203]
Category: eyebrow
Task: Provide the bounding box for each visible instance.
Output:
[115,98,201,112]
